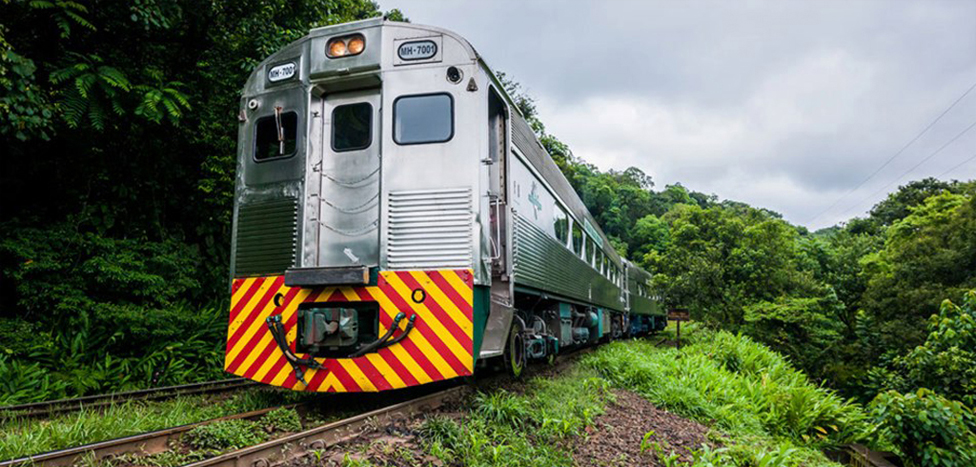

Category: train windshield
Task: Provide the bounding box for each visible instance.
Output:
[394,93,453,144]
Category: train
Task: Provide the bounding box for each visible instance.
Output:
[224,17,666,393]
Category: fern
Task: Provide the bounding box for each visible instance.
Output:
[29,0,95,38]
[49,55,130,129]
[134,82,191,125]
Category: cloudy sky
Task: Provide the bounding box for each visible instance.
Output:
[382,0,976,229]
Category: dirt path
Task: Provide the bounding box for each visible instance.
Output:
[575,389,715,466]
[287,351,717,467]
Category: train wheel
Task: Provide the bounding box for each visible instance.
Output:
[504,319,526,378]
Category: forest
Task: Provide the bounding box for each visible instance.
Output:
[1,1,974,464]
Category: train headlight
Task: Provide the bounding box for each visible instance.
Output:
[328,39,347,57]
[326,34,366,58]
[347,36,365,55]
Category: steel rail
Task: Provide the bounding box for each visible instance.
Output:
[181,386,466,467]
[0,378,258,420]
[0,403,296,467]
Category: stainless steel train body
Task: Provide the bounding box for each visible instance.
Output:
[225,18,665,392]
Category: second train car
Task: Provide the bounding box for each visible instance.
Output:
[224,17,666,392]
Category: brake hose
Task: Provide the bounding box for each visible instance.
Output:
[349,312,406,358]
[383,313,417,348]
[266,314,325,385]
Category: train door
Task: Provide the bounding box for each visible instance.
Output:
[315,89,382,268]
[487,87,508,277]
[479,86,515,360]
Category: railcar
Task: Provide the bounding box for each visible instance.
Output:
[225,17,666,392]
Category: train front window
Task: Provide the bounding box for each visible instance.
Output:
[394,93,453,144]
[332,102,372,152]
[254,111,297,161]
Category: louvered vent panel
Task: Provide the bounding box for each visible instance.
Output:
[387,188,473,270]
[234,197,298,276]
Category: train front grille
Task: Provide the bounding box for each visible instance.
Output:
[234,197,299,276]
[386,187,473,270]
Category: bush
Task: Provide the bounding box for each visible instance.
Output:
[894,291,976,406]
[0,224,203,335]
[871,388,976,467]
[0,354,70,405]
[582,328,874,451]
[741,290,846,374]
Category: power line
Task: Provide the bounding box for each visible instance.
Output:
[936,151,976,179]
[806,79,976,225]
[835,118,976,219]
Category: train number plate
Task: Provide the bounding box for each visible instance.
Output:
[268,62,297,82]
[397,40,438,61]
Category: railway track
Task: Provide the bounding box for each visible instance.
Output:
[0,386,464,467]
[0,378,258,420]
[0,403,296,467]
[184,387,464,467]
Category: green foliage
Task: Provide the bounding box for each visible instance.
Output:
[0,222,226,402]
[1,224,201,327]
[742,292,845,372]
[583,328,874,454]
[870,388,976,467]
[474,390,530,429]
[893,291,976,406]
[185,419,266,451]
[0,354,70,405]
[860,189,976,356]
[49,53,131,130]
[868,178,961,227]
[0,388,290,459]
[0,33,54,141]
[1,0,388,401]
[261,407,302,432]
[418,368,611,467]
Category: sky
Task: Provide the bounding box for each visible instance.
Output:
[380,0,976,229]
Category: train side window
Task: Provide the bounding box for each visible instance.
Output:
[553,205,569,245]
[587,237,596,266]
[603,256,610,277]
[572,222,583,256]
[254,112,297,161]
[332,102,372,152]
[394,93,453,144]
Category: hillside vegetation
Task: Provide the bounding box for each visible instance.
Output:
[2,1,975,464]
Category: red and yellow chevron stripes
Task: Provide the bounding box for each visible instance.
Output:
[224,269,475,392]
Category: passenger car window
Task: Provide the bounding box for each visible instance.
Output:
[572,222,583,256]
[394,94,453,144]
[553,205,569,245]
[255,112,297,161]
[587,237,596,266]
[332,103,372,152]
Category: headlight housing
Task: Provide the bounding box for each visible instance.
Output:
[326,34,366,58]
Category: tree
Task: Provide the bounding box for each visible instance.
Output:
[869,178,959,227]
[860,189,976,355]
[0,0,390,401]
[894,290,976,406]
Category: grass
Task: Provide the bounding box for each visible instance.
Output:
[0,388,307,460]
[418,367,614,467]
[412,324,875,467]
[580,324,876,466]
